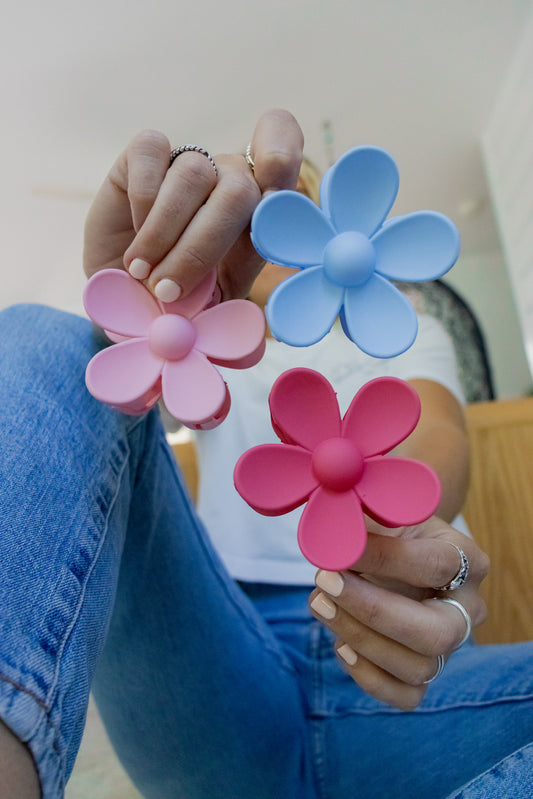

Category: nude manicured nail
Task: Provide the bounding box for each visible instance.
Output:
[315,570,344,597]
[129,258,152,280]
[310,592,336,620]
[337,644,358,666]
[154,278,182,303]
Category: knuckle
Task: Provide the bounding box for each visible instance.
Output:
[177,156,217,191]
[364,539,389,574]
[341,623,367,651]
[361,594,383,630]
[131,227,160,256]
[422,619,456,658]
[180,244,213,273]
[432,547,455,588]
[258,148,301,189]
[220,172,260,213]
[475,549,491,582]
[406,658,437,687]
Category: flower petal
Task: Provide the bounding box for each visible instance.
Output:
[356,456,441,526]
[234,444,317,515]
[342,377,421,457]
[161,350,228,427]
[187,384,231,430]
[321,146,399,237]
[269,368,341,449]
[267,267,343,346]
[85,338,162,409]
[251,191,335,267]
[160,271,218,318]
[298,486,367,570]
[341,275,418,357]
[193,300,266,367]
[83,269,160,336]
[372,211,460,281]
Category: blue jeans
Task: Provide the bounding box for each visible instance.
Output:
[0,304,532,799]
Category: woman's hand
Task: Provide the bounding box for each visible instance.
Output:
[83,109,303,302]
[309,516,489,710]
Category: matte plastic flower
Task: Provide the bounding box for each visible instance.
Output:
[234,368,441,570]
[83,269,266,429]
[251,146,460,357]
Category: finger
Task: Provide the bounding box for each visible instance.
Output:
[352,523,488,591]
[83,130,171,280]
[145,153,260,301]
[310,573,472,657]
[310,591,442,686]
[334,645,427,711]
[425,590,487,642]
[123,149,219,291]
[123,129,173,233]
[248,108,304,194]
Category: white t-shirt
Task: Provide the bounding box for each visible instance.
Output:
[194,315,467,585]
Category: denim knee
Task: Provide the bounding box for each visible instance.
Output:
[0,303,102,394]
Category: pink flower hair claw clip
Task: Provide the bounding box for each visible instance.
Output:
[234,368,441,571]
[83,269,266,429]
[251,146,461,358]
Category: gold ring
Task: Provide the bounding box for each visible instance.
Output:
[245,142,255,173]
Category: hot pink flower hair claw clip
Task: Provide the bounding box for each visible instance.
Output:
[234,368,441,570]
[83,269,266,429]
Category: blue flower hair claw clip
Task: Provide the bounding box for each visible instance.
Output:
[251,146,460,358]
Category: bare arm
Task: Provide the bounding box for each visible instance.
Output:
[0,718,40,799]
[397,378,470,523]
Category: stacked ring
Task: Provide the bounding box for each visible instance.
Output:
[436,543,469,591]
[170,145,218,176]
[423,654,445,684]
[439,597,472,648]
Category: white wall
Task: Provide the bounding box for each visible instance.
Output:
[483,1,533,382]
[1,191,91,317]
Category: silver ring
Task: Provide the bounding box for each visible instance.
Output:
[245,142,255,173]
[423,654,445,684]
[169,145,218,176]
[436,543,469,591]
[438,597,472,649]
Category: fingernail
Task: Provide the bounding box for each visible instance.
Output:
[154,278,182,303]
[337,643,358,666]
[129,258,152,280]
[315,570,344,597]
[310,592,336,620]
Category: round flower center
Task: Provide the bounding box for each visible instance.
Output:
[148,314,196,361]
[312,437,365,492]
[323,231,376,287]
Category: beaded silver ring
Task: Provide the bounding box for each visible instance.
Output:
[169,145,218,176]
